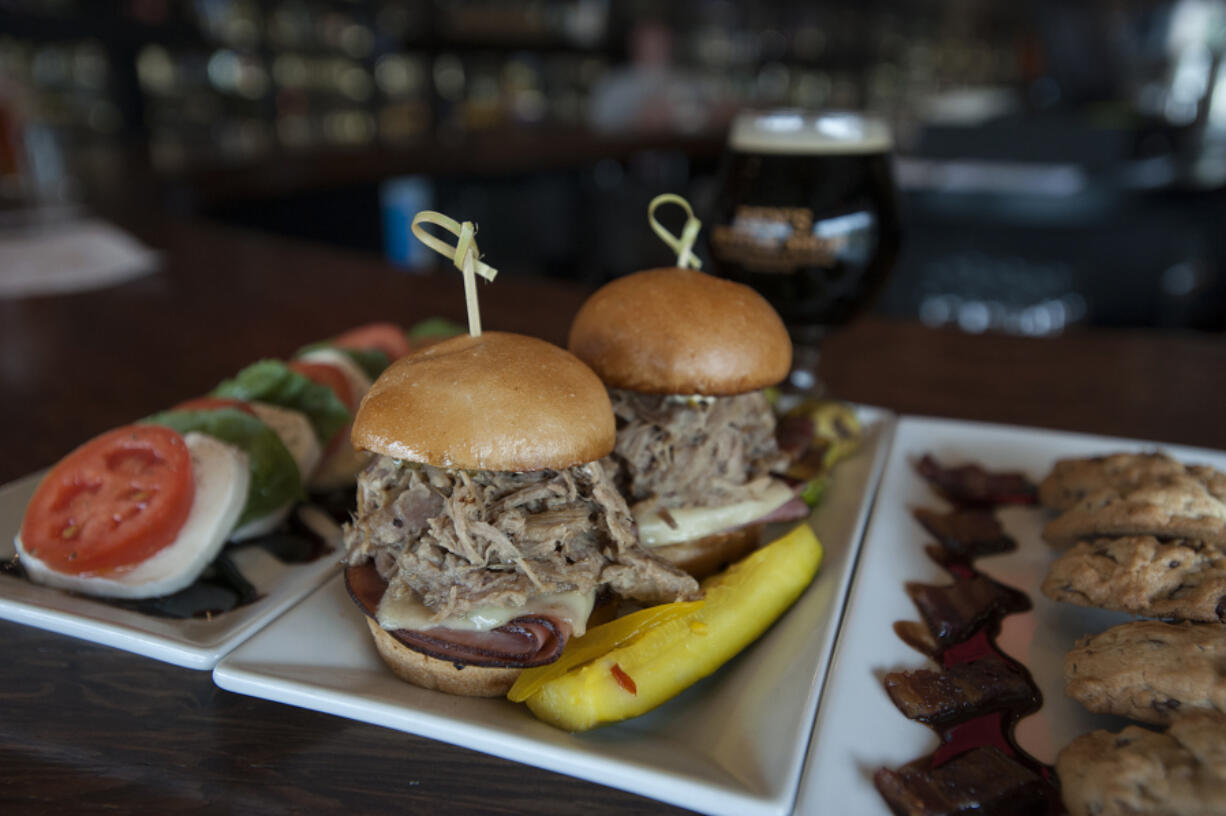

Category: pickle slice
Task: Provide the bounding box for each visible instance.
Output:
[507,600,705,703]
[515,523,823,731]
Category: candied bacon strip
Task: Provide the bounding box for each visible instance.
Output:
[883,655,1037,727]
[905,575,1031,650]
[912,508,1016,561]
[915,454,1037,508]
[874,746,1050,816]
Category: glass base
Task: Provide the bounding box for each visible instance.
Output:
[785,344,826,397]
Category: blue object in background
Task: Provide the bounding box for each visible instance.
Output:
[381,176,434,270]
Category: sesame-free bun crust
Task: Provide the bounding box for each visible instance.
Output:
[351,331,615,471]
[568,267,792,395]
[365,618,521,697]
[651,525,762,579]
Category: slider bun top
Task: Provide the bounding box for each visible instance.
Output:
[568,267,792,395]
[351,331,615,471]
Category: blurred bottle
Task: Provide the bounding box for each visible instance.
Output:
[0,64,76,207]
[382,175,434,270]
[0,79,27,203]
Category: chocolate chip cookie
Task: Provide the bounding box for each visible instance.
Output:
[1057,710,1226,816]
[1039,452,1188,512]
[1064,620,1226,725]
[1042,474,1226,548]
[1042,536,1226,622]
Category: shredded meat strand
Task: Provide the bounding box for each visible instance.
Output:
[605,389,788,511]
[344,457,699,621]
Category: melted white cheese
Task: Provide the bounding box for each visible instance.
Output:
[634,479,796,547]
[376,586,597,637]
[663,394,718,407]
[15,432,250,599]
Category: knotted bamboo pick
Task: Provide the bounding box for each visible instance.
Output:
[648,193,703,270]
[410,211,499,337]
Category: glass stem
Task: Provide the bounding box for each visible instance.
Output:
[788,344,825,396]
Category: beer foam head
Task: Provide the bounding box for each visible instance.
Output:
[730,110,892,155]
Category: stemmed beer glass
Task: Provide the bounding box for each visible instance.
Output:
[709,110,902,392]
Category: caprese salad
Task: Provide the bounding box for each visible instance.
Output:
[13,321,431,605]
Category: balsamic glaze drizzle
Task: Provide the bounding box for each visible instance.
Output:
[4,498,344,621]
[873,458,1064,816]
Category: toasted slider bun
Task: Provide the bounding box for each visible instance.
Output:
[351,331,615,472]
[567,267,792,395]
[364,618,522,697]
[350,331,614,694]
[650,526,762,579]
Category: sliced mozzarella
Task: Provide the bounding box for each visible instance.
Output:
[297,347,372,407]
[634,479,797,548]
[308,441,372,492]
[230,510,281,542]
[377,587,597,637]
[298,347,374,491]
[15,432,250,599]
[250,401,322,482]
[228,401,323,542]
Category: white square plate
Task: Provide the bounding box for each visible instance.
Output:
[212,406,895,816]
[796,416,1226,814]
[0,471,342,670]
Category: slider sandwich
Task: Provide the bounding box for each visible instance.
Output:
[342,331,699,697]
[568,265,809,577]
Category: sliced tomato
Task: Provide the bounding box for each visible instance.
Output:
[20,425,195,575]
[289,360,356,411]
[172,396,257,417]
[332,322,413,360]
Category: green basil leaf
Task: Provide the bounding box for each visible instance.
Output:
[143,408,302,527]
[800,476,828,509]
[212,359,350,444]
[336,347,389,381]
[408,317,465,339]
[294,342,390,381]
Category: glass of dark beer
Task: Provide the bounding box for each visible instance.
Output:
[710,110,901,392]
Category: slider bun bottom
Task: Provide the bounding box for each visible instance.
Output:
[650,525,763,579]
[365,527,765,694]
[365,618,522,698]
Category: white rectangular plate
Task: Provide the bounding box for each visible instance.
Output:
[0,472,342,670]
[212,406,894,816]
[796,416,1226,814]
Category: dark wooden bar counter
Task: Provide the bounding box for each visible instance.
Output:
[1,217,1224,814]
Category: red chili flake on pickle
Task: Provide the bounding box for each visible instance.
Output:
[611,663,637,695]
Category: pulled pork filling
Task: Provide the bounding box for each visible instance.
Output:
[344,456,699,623]
[605,389,789,512]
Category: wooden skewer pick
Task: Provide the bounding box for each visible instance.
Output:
[648,193,703,270]
[411,211,499,337]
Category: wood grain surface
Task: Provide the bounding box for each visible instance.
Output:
[1,216,1223,815]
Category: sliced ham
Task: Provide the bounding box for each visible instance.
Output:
[775,414,815,462]
[754,495,810,525]
[344,562,570,668]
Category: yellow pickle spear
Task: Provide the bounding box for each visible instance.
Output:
[509,523,823,731]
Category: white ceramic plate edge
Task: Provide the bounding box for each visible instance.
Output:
[795,414,1226,815]
[0,470,343,670]
[213,405,898,816]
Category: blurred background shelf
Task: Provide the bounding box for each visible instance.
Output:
[3,0,1226,330]
[164,125,726,203]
